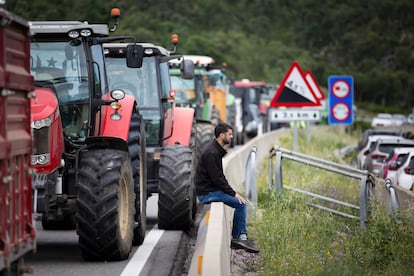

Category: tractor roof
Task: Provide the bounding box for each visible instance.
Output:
[29,21,109,36]
[233,79,266,88]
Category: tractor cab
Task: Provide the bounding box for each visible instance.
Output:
[228,79,267,145]
[169,55,227,125]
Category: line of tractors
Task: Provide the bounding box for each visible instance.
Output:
[0,6,274,275]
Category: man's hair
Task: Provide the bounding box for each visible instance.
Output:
[214,122,233,138]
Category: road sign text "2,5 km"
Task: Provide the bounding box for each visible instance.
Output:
[270,109,321,122]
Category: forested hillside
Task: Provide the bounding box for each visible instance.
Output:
[6,0,414,111]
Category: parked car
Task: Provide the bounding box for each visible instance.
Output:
[357,135,406,169]
[363,137,414,177]
[391,114,408,126]
[357,129,404,150]
[393,151,414,191]
[371,113,393,127]
[380,147,414,181]
[408,114,414,124]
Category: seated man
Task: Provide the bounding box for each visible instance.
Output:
[195,122,259,253]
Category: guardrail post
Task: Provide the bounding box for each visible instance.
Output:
[245,146,257,218]
[384,178,400,217]
[359,176,371,230]
[268,149,274,190]
[274,148,283,192]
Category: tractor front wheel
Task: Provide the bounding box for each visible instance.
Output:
[76,149,135,261]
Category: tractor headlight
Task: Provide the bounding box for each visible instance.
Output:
[110,89,125,100]
[31,153,50,165]
[80,29,92,37]
[31,114,54,129]
[68,30,79,38]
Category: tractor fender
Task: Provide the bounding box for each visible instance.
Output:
[195,118,211,124]
[164,107,194,146]
[100,94,135,142]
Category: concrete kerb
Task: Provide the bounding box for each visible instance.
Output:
[188,128,288,275]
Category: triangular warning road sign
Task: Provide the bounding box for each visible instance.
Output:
[270,61,321,108]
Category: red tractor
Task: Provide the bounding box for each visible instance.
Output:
[104,39,197,230]
[0,8,36,275]
[29,9,147,261]
[227,79,267,145]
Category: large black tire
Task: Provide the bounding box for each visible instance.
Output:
[195,122,214,159]
[158,145,195,230]
[76,149,135,261]
[128,112,147,246]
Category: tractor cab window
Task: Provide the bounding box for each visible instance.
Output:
[170,75,196,106]
[30,41,90,141]
[90,44,107,97]
[248,87,261,106]
[106,55,162,145]
[31,41,89,103]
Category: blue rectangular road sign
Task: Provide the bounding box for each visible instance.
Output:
[328,75,353,125]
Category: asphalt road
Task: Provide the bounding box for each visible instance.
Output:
[24,194,203,276]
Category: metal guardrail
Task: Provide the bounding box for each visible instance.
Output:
[268,145,375,229]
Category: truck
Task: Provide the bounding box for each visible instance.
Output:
[0,8,36,275]
[104,39,197,230]
[227,79,267,145]
[29,9,147,261]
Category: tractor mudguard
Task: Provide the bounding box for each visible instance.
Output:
[100,94,135,142]
[164,107,194,146]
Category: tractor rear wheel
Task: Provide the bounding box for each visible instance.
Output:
[128,112,147,246]
[195,122,214,159]
[158,145,195,230]
[77,149,135,261]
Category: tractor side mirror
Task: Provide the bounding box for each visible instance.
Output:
[180,59,194,80]
[126,44,144,68]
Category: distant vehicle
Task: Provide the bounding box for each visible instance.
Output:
[357,129,404,150]
[371,113,393,127]
[356,135,405,169]
[391,114,408,126]
[363,137,414,177]
[380,147,414,181]
[393,151,414,191]
[408,114,414,124]
[227,79,267,145]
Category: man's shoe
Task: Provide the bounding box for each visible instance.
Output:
[231,238,260,253]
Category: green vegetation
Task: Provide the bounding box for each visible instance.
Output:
[6,0,414,112]
[248,127,414,275]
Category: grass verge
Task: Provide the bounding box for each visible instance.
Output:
[247,126,414,275]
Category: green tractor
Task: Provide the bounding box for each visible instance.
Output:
[169,55,228,156]
[104,37,197,230]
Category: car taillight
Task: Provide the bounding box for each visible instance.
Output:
[372,154,387,162]
[404,167,414,175]
[388,162,398,170]
[388,166,398,171]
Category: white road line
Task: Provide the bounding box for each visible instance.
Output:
[120,226,164,276]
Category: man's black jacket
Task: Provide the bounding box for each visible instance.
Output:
[195,139,236,196]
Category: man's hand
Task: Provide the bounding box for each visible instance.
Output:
[235,193,248,204]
